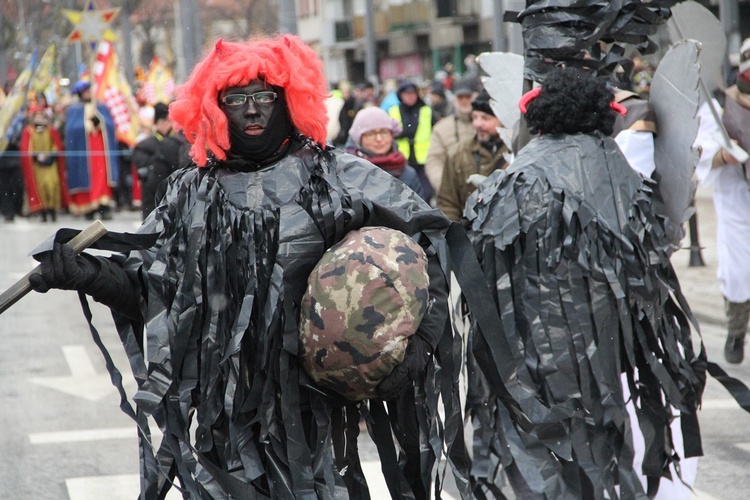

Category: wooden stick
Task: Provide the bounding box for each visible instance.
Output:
[0,220,108,315]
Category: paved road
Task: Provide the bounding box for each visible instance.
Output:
[0,207,748,499]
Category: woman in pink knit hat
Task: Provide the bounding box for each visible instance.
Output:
[346,106,427,199]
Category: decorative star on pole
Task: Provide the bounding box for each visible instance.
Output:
[63,0,120,44]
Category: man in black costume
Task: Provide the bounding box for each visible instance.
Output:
[28,35,467,499]
[464,68,706,499]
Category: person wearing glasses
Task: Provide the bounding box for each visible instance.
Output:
[28,35,464,499]
[345,106,425,199]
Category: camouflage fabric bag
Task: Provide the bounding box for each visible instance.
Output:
[299,226,430,400]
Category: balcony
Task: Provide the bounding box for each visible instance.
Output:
[389,3,431,31]
[353,11,389,38]
[352,2,430,38]
[335,20,354,42]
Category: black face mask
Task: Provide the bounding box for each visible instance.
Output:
[227,91,294,162]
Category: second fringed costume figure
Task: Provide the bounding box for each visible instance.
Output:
[464,68,706,499]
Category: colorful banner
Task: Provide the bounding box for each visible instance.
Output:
[136,56,175,106]
[92,41,140,147]
[0,53,37,153]
[32,44,56,93]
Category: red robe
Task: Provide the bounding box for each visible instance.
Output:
[20,125,69,213]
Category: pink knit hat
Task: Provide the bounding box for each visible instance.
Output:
[348,107,402,145]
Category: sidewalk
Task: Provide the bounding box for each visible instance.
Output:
[671,184,725,328]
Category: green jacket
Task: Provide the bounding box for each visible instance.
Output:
[437,136,508,221]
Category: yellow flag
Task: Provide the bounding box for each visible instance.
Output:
[0,56,35,152]
[92,41,140,147]
[32,44,57,93]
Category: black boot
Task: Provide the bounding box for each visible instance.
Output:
[724,298,749,364]
[100,205,113,220]
[50,209,57,222]
[725,334,745,364]
[41,210,48,223]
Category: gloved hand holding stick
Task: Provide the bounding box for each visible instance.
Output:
[0,220,108,315]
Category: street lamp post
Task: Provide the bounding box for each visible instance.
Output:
[278,0,298,35]
[493,0,506,52]
[120,1,135,88]
[365,0,377,88]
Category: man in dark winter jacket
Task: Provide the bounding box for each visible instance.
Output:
[0,132,24,222]
[131,102,182,219]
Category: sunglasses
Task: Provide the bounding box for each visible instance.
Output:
[221,91,278,107]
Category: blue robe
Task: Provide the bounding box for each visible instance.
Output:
[64,103,118,193]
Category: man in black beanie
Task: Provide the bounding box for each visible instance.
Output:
[132,102,184,219]
[437,89,510,221]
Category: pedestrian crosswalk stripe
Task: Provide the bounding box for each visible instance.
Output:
[29,427,139,444]
[65,464,458,499]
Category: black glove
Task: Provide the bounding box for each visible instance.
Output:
[29,242,99,293]
[376,334,432,401]
[29,243,142,321]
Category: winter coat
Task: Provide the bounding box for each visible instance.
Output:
[437,136,508,221]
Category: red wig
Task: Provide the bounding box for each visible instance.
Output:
[169,35,329,166]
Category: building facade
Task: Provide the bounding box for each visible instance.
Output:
[295,0,750,88]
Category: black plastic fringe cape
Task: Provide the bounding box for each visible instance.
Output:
[464,132,706,499]
[102,137,468,498]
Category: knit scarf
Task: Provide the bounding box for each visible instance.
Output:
[358,148,407,177]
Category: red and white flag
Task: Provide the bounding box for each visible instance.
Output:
[136,56,175,106]
[92,41,139,147]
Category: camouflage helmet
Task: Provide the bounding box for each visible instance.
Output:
[299,226,430,401]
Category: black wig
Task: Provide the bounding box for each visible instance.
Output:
[525,68,616,136]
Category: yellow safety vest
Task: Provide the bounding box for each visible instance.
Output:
[388,105,432,165]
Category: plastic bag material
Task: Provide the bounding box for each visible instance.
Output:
[515,0,680,82]
[464,132,706,498]
[87,134,469,499]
